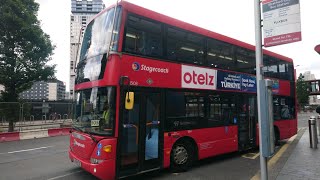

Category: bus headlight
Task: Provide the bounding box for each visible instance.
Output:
[90,158,103,164]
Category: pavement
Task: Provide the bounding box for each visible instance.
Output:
[0,119,72,132]
[252,112,320,180]
[0,119,72,142]
[275,127,320,180]
[0,127,71,142]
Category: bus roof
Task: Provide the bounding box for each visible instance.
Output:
[118,1,293,63]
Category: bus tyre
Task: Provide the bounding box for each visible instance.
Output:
[274,129,280,146]
[170,140,194,172]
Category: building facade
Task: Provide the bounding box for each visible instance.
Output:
[20,80,66,101]
[0,85,4,99]
[0,85,4,94]
[303,71,315,81]
[70,0,104,99]
[303,71,320,105]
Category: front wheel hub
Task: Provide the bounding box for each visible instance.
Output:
[173,145,188,165]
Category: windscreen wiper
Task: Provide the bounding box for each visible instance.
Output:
[72,125,83,132]
[87,131,98,143]
[72,126,98,143]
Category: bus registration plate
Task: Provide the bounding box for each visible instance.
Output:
[73,158,81,167]
[91,120,100,127]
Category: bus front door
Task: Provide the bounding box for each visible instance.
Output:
[238,96,257,150]
[118,90,162,178]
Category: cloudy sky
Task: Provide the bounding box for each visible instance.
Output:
[35,0,320,91]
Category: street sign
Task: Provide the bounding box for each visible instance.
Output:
[262,0,301,47]
[42,103,50,114]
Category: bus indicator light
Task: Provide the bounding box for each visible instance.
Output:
[103,145,112,153]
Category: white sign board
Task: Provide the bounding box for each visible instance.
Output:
[181,65,217,90]
[262,0,301,47]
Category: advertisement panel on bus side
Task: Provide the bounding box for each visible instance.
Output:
[216,71,257,92]
[122,55,290,95]
[181,65,217,90]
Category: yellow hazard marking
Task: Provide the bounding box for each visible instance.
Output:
[242,152,260,160]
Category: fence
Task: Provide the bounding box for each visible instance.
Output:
[0,102,74,132]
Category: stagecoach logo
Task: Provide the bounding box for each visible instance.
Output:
[132,62,140,71]
[132,62,169,74]
[181,65,217,90]
[73,139,85,148]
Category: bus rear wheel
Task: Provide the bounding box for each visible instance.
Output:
[274,128,280,146]
[170,140,194,172]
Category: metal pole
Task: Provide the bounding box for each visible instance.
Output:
[21,103,24,124]
[309,116,318,148]
[317,115,320,136]
[254,0,268,180]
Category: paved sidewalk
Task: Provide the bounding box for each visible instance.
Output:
[276,129,320,180]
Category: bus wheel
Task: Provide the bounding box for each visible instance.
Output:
[274,129,280,146]
[170,140,194,172]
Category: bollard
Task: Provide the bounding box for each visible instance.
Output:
[309,116,318,149]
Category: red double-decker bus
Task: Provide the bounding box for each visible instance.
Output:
[69,2,297,180]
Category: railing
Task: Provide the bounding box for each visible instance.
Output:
[306,79,320,95]
[42,115,47,123]
[30,115,34,124]
[0,102,74,132]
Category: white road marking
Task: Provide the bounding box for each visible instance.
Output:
[0,146,53,155]
[47,170,82,180]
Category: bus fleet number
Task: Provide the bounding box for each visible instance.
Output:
[130,81,138,86]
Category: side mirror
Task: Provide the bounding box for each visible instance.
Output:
[316,106,320,114]
[125,92,134,110]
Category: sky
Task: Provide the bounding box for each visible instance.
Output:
[35,0,320,91]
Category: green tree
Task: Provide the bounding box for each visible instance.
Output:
[296,73,309,110]
[0,0,56,131]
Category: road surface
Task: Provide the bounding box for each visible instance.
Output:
[0,112,313,180]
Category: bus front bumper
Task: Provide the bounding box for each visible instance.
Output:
[69,150,116,180]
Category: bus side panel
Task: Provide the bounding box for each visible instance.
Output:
[164,126,238,167]
[256,119,296,146]
[195,126,238,160]
[277,80,291,96]
[274,120,293,140]
[163,133,173,168]
[289,119,298,137]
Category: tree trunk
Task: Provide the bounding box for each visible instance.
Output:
[2,86,19,132]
